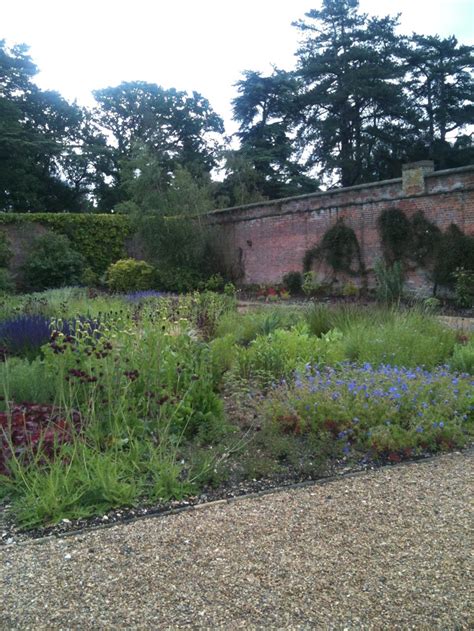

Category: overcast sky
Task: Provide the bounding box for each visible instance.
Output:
[2,0,473,134]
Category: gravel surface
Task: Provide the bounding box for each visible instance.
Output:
[1,451,473,630]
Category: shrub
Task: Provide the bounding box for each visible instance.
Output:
[106,258,156,292]
[282,271,303,295]
[223,282,237,298]
[342,310,456,368]
[236,327,345,383]
[201,274,224,292]
[342,281,359,297]
[80,267,100,288]
[156,266,203,293]
[21,233,85,291]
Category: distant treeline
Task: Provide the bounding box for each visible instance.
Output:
[1,0,473,214]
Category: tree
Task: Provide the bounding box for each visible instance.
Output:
[230,69,318,199]
[93,82,224,209]
[0,40,110,212]
[404,34,474,168]
[293,0,410,187]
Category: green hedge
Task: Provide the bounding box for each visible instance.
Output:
[0,214,133,274]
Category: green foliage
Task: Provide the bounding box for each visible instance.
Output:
[236,327,345,383]
[1,301,230,526]
[21,233,85,291]
[106,258,155,292]
[0,357,56,406]
[302,271,320,297]
[223,282,237,298]
[449,340,474,375]
[0,40,111,213]
[319,220,362,273]
[282,271,303,294]
[453,268,474,308]
[342,309,455,368]
[305,303,333,337]
[229,69,319,200]
[0,268,14,293]
[131,167,222,291]
[342,281,359,297]
[201,273,224,292]
[378,209,412,263]
[0,214,132,274]
[0,286,468,528]
[433,225,474,290]
[80,267,100,288]
[215,308,303,346]
[262,363,473,460]
[0,230,12,267]
[410,211,442,265]
[374,260,404,303]
[422,297,441,314]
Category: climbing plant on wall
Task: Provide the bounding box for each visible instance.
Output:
[303,218,364,276]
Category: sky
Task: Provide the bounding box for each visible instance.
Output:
[2,0,474,134]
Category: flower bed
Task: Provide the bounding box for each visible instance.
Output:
[262,364,473,461]
[0,287,472,532]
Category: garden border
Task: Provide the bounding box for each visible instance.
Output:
[4,447,472,548]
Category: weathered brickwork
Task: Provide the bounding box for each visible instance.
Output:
[209,163,474,291]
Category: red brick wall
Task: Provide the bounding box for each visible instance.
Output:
[209,164,474,292]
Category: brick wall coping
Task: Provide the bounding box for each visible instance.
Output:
[209,163,474,217]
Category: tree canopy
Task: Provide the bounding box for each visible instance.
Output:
[0,1,472,212]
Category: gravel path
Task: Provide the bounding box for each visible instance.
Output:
[1,451,473,630]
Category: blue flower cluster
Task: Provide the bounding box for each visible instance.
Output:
[122,290,165,304]
[292,362,473,403]
[0,314,52,357]
[0,314,102,358]
[266,361,473,457]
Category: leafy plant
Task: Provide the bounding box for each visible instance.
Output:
[106,258,156,292]
[81,267,100,287]
[282,271,303,295]
[302,271,319,297]
[453,268,474,308]
[21,233,85,291]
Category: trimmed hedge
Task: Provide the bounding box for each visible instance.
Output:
[0,214,132,274]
